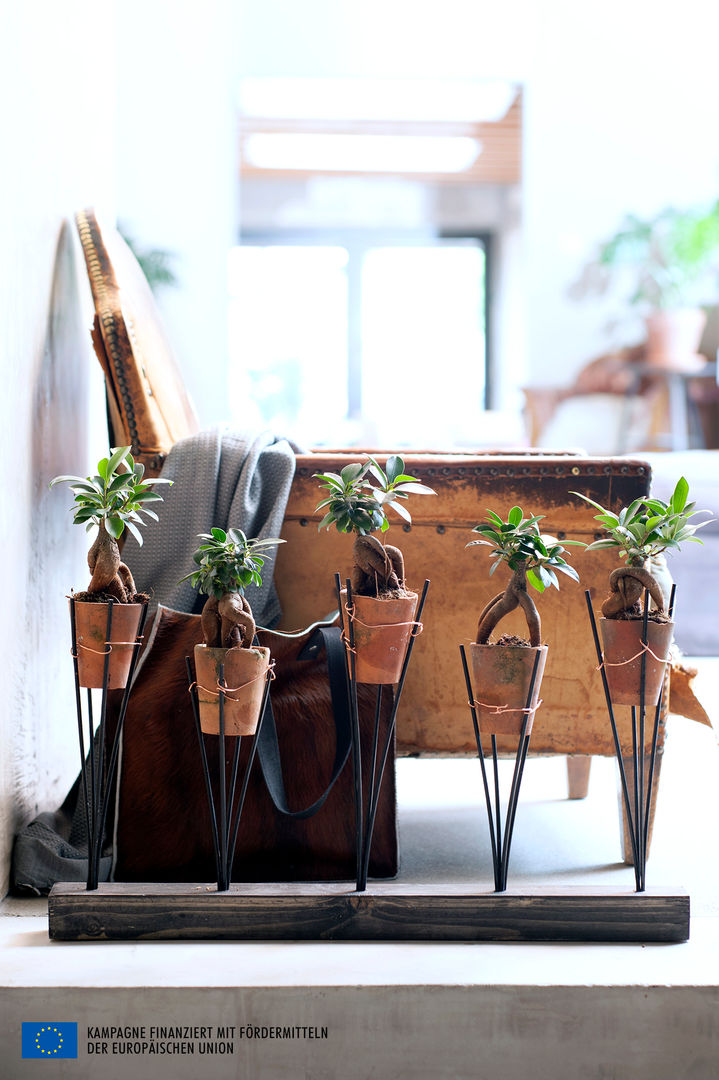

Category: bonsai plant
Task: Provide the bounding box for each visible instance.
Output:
[314,456,435,684]
[466,507,580,734]
[51,446,171,688]
[182,527,284,735]
[571,200,719,370]
[573,477,712,704]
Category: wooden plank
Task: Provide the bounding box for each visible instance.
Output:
[48,882,689,944]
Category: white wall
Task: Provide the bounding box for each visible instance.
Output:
[115,0,241,428]
[0,4,116,894]
[239,0,719,396]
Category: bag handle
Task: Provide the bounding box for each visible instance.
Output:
[256,626,352,820]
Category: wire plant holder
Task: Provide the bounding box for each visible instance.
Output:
[584,585,676,892]
[186,655,274,892]
[335,573,430,893]
[69,595,148,891]
[459,644,542,892]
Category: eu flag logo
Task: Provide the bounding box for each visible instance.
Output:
[22,1022,78,1058]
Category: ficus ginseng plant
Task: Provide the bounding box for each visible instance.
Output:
[314,455,435,597]
[50,446,172,602]
[180,528,285,648]
[468,506,580,646]
[572,477,713,618]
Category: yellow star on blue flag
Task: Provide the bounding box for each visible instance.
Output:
[22,1022,78,1058]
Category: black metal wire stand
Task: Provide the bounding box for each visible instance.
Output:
[69,596,148,891]
[186,656,273,892]
[584,585,676,892]
[459,645,541,892]
[335,574,430,893]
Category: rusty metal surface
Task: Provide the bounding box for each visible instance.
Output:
[274,453,662,758]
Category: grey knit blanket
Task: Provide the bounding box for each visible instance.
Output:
[126,426,297,627]
[11,427,297,893]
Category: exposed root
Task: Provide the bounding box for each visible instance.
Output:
[87,521,136,602]
[476,566,541,647]
[601,565,665,618]
[351,534,406,597]
[201,592,257,649]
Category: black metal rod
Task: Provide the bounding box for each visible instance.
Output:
[225,734,243,856]
[630,704,641,888]
[359,579,431,890]
[86,600,115,891]
[85,687,97,888]
[364,579,431,835]
[185,656,221,878]
[357,685,383,893]
[343,576,365,890]
[499,649,541,889]
[93,600,149,889]
[491,735,502,886]
[584,590,640,878]
[641,583,676,885]
[459,644,499,879]
[217,663,229,892]
[69,599,92,878]
[637,590,651,890]
[226,670,274,876]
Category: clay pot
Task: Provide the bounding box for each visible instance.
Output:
[194,644,270,735]
[340,589,418,684]
[469,643,548,736]
[645,309,707,372]
[72,600,143,689]
[599,618,673,706]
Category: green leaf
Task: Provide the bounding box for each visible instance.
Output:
[97,457,109,481]
[105,516,124,539]
[124,519,144,546]
[671,476,689,513]
[107,446,132,477]
[507,505,523,526]
[394,482,436,495]
[211,527,227,542]
[391,499,411,523]
[526,568,546,593]
[385,455,404,483]
[341,462,365,485]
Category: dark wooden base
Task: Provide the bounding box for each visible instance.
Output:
[48,882,690,943]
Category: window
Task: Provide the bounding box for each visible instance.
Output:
[228,232,488,448]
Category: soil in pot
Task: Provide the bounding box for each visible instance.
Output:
[600,617,673,706]
[72,599,144,689]
[340,588,418,684]
[469,641,548,736]
[194,643,271,735]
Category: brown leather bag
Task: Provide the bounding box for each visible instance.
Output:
[108,606,397,882]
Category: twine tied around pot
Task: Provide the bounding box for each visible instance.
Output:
[188,659,276,699]
[470,698,543,716]
[71,636,144,658]
[596,642,670,671]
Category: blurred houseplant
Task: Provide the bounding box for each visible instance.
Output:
[572,200,719,370]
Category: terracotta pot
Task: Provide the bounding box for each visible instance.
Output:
[599,618,673,706]
[645,309,707,372]
[194,644,270,735]
[340,589,418,684]
[469,643,548,736]
[72,600,143,689]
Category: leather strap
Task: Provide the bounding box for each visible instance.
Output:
[256,626,352,820]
